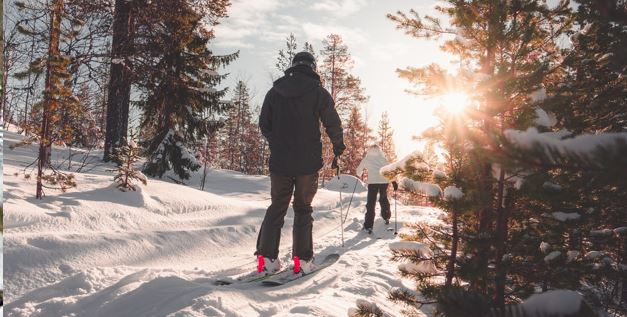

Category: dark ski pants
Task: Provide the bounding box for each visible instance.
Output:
[256,173,318,261]
[364,183,391,229]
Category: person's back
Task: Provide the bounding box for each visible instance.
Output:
[260,61,343,176]
[255,52,345,276]
[357,145,394,232]
[357,146,390,185]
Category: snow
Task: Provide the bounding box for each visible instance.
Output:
[580,23,593,35]
[542,181,562,191]
[432,169,447,179]
[614,227,627,235]
[584,251,603,260]
[533,108,556,127]
[566,251,580,262]
[380,150,424,178]
[398,261,437,275]
[590,229,613,237]
[389,241,431,255]
[530,87,547,103]
[505,127,627,160]
[443,186,463,200]
[551,212,581,222]
[598,53,613,62]
[400,178,442,197]
[521,290,583,315]
[324,174,368,193]
[544,251,561,263]
[3,130,440,317]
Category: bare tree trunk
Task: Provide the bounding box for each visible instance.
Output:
[493,168,507,309]
[622,235,627,304]
[445,210,459,287]
[104,0,134,162]
[37,0,64,199]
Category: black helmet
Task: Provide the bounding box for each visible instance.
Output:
[291,51,316,70]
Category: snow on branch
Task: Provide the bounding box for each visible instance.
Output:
[443,186,463,200]
[504,128,627,168]
[400,178,442,197]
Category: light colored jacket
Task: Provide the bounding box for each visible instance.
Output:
[356,147,390,184]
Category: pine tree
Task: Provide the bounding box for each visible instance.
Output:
[275,33,297,73]
[111,137,147,192]
[275,33,317,75]
[12,0,83,198]
[137,0,237,181]
[377,111,396,162]
[494,1,627,313]
[387,0,574,313]
[220,80,253,172]
[318,34,368,181]
[341,106,371,175]
[318,34,368,120]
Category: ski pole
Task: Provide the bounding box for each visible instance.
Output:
[342,178,359,224]
[332,156,344,247]
[394,184,398,235]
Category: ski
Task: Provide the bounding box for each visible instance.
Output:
[213,270,278,286]
[261,253,340,286]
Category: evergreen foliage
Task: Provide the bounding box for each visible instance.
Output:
[136,0,237,180]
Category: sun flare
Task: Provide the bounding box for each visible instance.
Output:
[439,92,470,114]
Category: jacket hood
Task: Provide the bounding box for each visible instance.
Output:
[273,65,321,98]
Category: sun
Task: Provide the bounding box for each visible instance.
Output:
[439,91,470,114]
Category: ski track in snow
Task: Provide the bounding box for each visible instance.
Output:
[3,131,441,317]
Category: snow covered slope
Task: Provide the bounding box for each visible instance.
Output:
[3,131,441,317]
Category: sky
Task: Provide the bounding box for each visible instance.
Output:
[211,0,458,158]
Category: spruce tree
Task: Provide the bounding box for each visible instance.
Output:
[495,1,627,312]
[12,0,83,198]
[318,34,368,181]
[137,0,237,181]
[275,33,298,73]
[220,80,253,173]
[111,137,147,192]
[341,106,371,175]
[377,111,396,162]
[387,0,574,313]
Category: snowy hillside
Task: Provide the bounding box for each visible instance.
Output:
[3,131,442,317]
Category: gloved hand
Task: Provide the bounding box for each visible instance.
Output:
[392,181,398,191]
[331,156,339,169]
[333,146,344,157]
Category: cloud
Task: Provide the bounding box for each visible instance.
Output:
[310,0,368,17]
[301,22,367,46]
[214,0,297,48]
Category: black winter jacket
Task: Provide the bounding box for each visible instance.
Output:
[259,65,345,176]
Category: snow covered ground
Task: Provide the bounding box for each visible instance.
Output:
[3,131,442,317]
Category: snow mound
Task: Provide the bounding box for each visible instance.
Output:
[521,290,583,315]
[324,174,368,193]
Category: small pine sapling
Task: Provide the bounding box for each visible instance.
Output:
[112,138,147,191]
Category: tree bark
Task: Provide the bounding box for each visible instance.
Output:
[104,0,134,162]
[445,210,459,287]
[493,168,507,308]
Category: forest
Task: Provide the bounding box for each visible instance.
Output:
[1,0,626,316]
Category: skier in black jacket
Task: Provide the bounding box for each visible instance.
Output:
[255,51,345,276]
